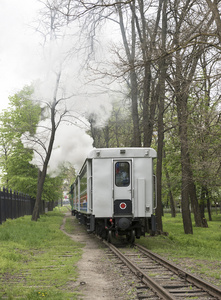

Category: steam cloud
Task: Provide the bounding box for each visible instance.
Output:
[20,11,116,175]
[48,123,94,174]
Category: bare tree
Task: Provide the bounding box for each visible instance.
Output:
[117,2,141,146]
[155,0,168,232]
[24,0,89,220]
[33,72,61,220]
[205,0,221,43]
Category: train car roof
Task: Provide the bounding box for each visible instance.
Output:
[87,147,157,159]
[75,147,157,177]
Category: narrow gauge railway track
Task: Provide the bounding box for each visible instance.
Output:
[103,240,221,300]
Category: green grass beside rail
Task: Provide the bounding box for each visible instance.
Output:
[1,209,220,298]
[137,212,221,286]
[0,207,83,299]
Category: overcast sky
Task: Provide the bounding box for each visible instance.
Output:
[0,1,121,172]
[0,1,95,171]
[0,0,44,112]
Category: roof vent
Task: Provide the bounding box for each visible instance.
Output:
[145,150,149,157]
[96,150,100,157]
[120,149,126,154]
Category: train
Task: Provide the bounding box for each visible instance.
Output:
[69,147,157,243]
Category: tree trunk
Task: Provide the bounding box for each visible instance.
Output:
[32,72,60,221]
[176,90,205,231]
[31,170,42,220]
[142,61,152,147]
[32,118,56,220]
[164,161,176,217]
[156,74,165,232]
[172,14,207,231]
[155,0,167,233]
[103,125,110,148]
[156,88,164,230]
[199,185,209,227]
[176,92,193,234]
[206,0,221,42]
[136,0,162,147]
[156,119,164,232]
[188,177,204,227]
[130,71,141,146]
[118,3,141,147]
[206,187,212,221]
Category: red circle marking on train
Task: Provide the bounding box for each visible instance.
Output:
[120,202,127,209]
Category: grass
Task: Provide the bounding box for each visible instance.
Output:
[0,207,83,299]
[0,208,220,298]
[137,212,221,286]
[138,212,221,259]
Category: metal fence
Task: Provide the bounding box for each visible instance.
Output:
[0,187,58,224]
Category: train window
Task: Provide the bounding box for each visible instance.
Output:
[115,162,130,187]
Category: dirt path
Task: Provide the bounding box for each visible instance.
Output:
[60,212,138,300]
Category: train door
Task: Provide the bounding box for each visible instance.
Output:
[113,160,132,215]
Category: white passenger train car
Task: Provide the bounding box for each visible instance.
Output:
[70,147,157,242]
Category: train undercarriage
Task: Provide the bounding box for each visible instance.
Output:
[73,210,156,244]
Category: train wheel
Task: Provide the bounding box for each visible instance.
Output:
[107,230,112,243]
[95,225,99,236]
[127,230,135,244]
[131,230,135,244]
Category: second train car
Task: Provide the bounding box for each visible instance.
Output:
[70,147,157,243]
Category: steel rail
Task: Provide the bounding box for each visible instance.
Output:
[103,240,177,300]
[136,244,221,299]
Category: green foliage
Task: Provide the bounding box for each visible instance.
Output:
[187,94,221,190]
[0,86,41,193]
[162,128,182,207]
[0,209,83,299]
[2,140,39,197]
[58,162,76,191]
[160,80,221,210]
[4,86,41,135]
[42,174,63,202]
[0,86,66,203]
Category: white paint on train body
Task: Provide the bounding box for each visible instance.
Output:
[70,148,157,242]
